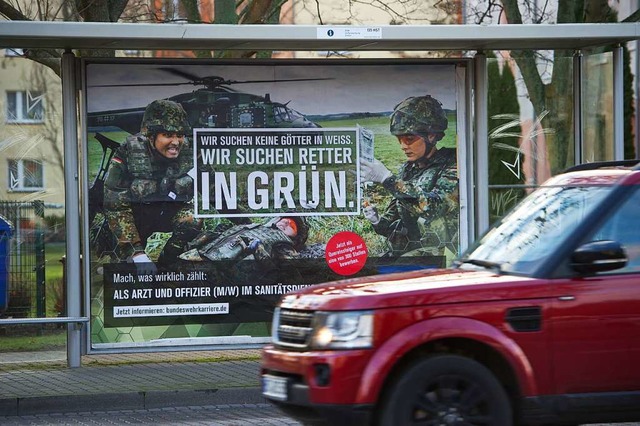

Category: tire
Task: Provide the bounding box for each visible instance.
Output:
[379,354,513,426]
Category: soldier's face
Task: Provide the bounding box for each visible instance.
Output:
[397,133,436,162]
[397,134,427,161]
[276,218,297,237]
[153,132,185,159]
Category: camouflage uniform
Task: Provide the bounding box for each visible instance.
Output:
[103,100,201,264]
[180,217,308,265]
[373,150,458,257]
[371,95,459,258]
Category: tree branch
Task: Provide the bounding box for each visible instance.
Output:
[0,1,30,20]
[500,0,523,24]
[108,0,129,21]
[24,50,63,77]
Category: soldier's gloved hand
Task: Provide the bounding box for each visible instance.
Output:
[425,191,442,203]
[360,158,392,184]
[363,205,381,225]
[132,253,158,275]
[248,239,262,252]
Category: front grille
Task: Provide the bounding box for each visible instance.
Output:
[275,308,315,348]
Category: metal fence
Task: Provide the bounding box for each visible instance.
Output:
[0,201,45,318]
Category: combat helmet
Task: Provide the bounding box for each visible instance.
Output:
[289,216,309,250]
[390,95,448,140]
[267,216,309,251]
[141,99,190,137]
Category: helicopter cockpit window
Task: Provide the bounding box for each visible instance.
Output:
[288,109,303,121]
[274,106,290,124]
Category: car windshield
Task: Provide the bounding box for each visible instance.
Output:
[460,184,613,275]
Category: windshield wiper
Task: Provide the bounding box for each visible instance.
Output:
[455,258,502,273]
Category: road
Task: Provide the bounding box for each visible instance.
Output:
[0,403,301,425]
[1,402,639,426]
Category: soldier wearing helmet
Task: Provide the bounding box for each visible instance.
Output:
[360,95,459,260]
[103,99,201,272]
[178,216,309,264]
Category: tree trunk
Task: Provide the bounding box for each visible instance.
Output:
[501,0,586,173]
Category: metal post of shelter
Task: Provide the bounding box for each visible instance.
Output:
[461,64,475,251]
[613,44,624,160]
[62,51,82,368]
[473,51,488,237]
[573,50,584,164]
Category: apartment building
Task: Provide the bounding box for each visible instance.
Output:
[0,49,65,212]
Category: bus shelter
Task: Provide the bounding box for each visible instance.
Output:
[0,21,639,367]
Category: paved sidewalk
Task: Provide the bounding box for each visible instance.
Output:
[0,349,265,416]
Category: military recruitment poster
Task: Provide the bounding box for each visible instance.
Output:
[84,60,462,350]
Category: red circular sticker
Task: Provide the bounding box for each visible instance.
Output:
[325,231,368,276]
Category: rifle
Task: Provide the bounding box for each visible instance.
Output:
[88,133,121,258]
[88,133,121,224]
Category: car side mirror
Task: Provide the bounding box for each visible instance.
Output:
[570,240,627,274]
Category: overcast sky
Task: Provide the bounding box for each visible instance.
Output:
[86,62,457,115]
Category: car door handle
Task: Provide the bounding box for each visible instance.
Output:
[558,296,575,301]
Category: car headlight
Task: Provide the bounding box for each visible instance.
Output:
[311,310,373,350]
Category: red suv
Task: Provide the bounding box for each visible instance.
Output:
[260,161,640,426]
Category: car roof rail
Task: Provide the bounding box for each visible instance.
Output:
[563,160,640,173]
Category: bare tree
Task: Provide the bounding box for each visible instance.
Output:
[303,0,637,171]
[0,0,287,73]
[30,64,64,174]
[0,0,132,75]
[488,0,635,170]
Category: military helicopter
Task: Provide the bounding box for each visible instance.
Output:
[86,68,325,135]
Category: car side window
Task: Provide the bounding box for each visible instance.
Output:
[589,187,640,273]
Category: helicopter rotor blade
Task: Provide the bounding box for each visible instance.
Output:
[89,82,195,87]
[156,68,336,86]
[159,66,334,86]
[89,73,334,88]
[158,67,203,81]
[224,77,334,85]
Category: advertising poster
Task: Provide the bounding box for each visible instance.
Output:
[84,60,460,348]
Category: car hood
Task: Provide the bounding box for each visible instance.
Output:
[279,268,542,311]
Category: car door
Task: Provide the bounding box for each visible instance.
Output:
[550,187,640,393]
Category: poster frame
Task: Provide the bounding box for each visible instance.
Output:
[80,57,472,354]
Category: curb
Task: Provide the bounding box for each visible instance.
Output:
[0,387,264,417]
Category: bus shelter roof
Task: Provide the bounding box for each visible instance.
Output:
[0,21,638,52]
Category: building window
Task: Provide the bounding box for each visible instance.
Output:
[8,159,44,191]
[6,91,45,123]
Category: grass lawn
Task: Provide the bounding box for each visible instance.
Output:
[44,241,65,318]
[0,242,67,352]
[0,328,66,352]
[317,113,458,172]
[87,131,128,182]
[45,241,65,282]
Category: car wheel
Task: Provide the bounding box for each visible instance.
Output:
[379,354,513,426]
